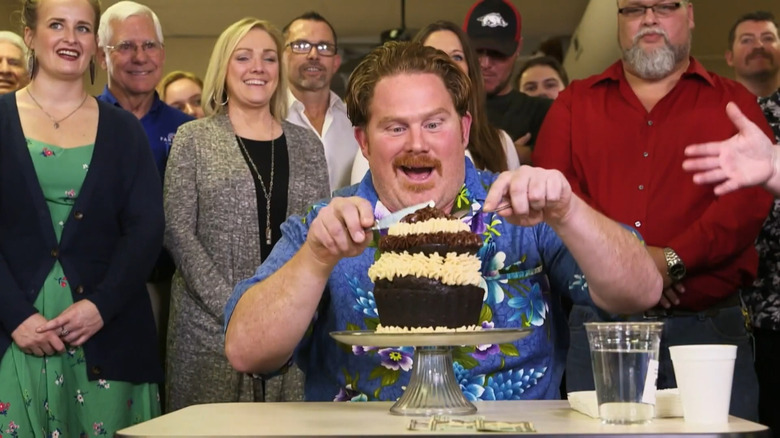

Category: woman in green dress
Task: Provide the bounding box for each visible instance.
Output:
[0,0,164,436]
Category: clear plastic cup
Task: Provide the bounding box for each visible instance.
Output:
[585,322,664,425]
[669,344,736,424]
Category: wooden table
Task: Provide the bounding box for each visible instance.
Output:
[116,400,769,437]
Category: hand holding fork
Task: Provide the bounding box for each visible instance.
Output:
[482,165,574,227]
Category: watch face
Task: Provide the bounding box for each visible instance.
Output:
[670,264,686,279]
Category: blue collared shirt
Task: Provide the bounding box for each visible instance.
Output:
[97,86,194,179]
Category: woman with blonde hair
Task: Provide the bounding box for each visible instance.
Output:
[0,0,163,434]
[163,17,329,411]
[157,70,205,118]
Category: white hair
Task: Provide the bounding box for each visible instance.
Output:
[0,31,27,60]
[97,1,164,48]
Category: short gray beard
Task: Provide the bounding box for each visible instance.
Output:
[623,28,690,80]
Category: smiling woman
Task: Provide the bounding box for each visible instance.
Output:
[162,17,330,412]
[0,0,165,435]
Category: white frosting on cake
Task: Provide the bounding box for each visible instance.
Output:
[368,251,482,286]
[387,218,470,236]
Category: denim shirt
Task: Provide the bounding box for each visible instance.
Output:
[225,158,599,401]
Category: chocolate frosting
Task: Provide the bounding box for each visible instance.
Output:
[379,206,482,252]
[401,205,450,223]
[379,231,482,253]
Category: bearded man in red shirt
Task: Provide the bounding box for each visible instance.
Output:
[534,0,773,422]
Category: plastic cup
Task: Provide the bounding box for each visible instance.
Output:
[669,344,736,424]
[585,322,664,425]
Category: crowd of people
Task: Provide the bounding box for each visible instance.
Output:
[0,0,778,437]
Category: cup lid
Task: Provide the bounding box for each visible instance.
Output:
[669,344,737,361]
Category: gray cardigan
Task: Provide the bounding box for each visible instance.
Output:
[163,113,330,410]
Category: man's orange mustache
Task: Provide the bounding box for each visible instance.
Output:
[393,155,443,176]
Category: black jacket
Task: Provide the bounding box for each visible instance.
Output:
[0,93,164,383]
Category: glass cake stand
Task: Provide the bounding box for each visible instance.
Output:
[330,328,532,416]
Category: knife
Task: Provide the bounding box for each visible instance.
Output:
[371,200,434,231]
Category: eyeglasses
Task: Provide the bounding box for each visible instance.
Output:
[618,2,683,19]
[104,40,164,55]
[287,40,337,57]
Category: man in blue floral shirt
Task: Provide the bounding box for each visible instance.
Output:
[223,42,662,402]
[725,10,780,434]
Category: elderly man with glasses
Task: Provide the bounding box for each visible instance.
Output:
[534,0,773,422]
[0,31,27,95]
[97,1,193,178]
[282,11,359,192]
[96,1,193,389]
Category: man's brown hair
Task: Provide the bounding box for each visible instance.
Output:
[345,41,471,129]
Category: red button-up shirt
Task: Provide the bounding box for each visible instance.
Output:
[534,58,774,311]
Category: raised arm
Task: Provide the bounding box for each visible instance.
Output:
[224,197,374,374]
[683,102,780,196]
[483,166,662,314]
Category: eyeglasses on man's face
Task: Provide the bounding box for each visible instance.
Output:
[105,40,164,55]
[618,2,683,19]
[287,40,337,57]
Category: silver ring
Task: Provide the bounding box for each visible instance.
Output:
[60,327,70,337]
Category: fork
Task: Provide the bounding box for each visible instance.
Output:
[453,199,512,219]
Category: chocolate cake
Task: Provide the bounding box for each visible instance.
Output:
[368,206,484,329]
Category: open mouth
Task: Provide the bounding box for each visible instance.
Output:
[244,79,267,85]
[399,165,435,181]
[56,49,80,60]
[394,155,442,183]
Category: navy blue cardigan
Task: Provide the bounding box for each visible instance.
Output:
[0,93,164,384]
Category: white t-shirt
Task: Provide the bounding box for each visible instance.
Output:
[349,129,519,185]
[286,89,359,192]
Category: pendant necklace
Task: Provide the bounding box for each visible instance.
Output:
[27,88,88,129]
[236,123,275,245]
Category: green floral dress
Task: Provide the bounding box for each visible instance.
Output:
[0,140,160,438]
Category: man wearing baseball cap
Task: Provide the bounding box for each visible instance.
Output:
[464,0,551,164]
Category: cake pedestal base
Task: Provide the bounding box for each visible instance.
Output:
[390,346,476,416]
[329,329,533,416]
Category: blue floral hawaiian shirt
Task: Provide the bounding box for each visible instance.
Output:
[743,88,780,331]
[225,158,600,402]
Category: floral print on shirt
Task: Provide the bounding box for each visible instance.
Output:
[335,185,553,401]
[234,160,599,402]
[743,89,780,330]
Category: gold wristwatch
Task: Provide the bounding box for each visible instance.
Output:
[663,247,686,282]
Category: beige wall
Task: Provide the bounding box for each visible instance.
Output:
[562,0,621,81]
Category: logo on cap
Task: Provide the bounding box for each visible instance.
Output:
[477,13,509,28]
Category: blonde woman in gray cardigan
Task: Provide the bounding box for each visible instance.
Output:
[163,18,330,412]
